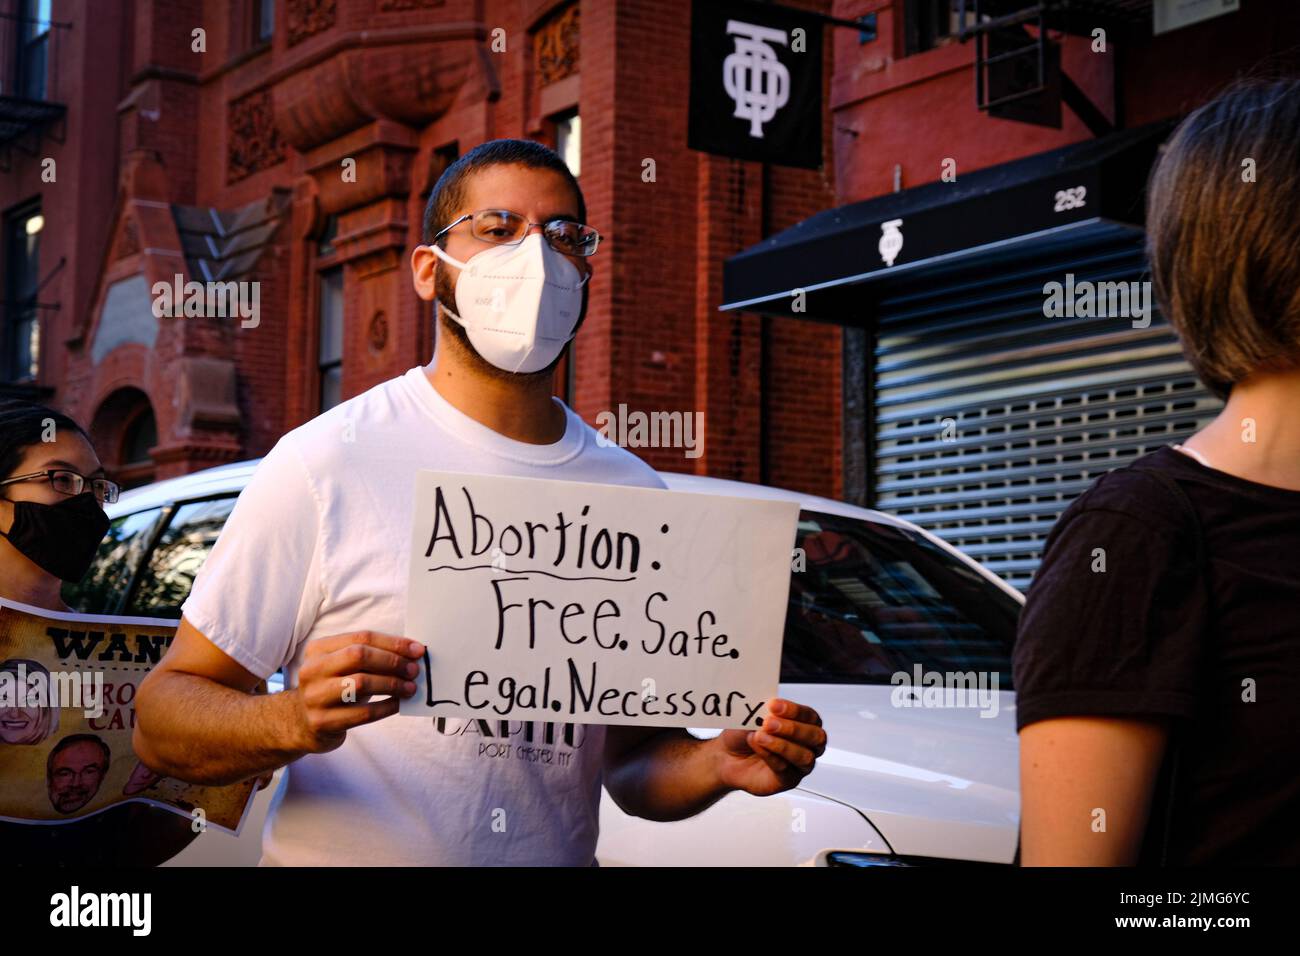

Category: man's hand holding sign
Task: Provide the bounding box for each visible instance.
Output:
[401,471,826,815]
[715,698,826,796]
[288,631,424,755]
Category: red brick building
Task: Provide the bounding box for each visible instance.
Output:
[2,0,1297,584]
[720,0,1298,587]
[0,0,841,495]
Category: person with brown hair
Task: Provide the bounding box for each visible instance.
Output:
[1014,78,1300,865]
[0,398,198,865]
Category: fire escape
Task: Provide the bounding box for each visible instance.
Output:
[959,0,1154,134]
[0,7,68,170]
[0,8,69,398]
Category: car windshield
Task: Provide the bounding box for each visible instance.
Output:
[125,496,238,617]
[62,507,166,614]
[781,509,1020,688]
[63,497,237,618]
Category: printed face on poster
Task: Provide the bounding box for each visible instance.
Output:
[0,600,258,833]
[401,472,801,729]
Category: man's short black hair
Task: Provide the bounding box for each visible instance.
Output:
[422,139,586,247]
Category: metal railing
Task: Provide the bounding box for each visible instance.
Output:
[0,8,70,156]
[0,7,71,106]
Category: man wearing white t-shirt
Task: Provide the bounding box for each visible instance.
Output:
[134,139,826,866]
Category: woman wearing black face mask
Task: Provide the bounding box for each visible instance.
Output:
[0,398,197,866]
[0,406,113,600]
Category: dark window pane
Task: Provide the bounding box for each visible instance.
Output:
[18,0,51,99]
[123,411,158,464]
[319,269,343,364]
[126,497,238,617]
[320,364,342,412]
[14,308,39,381]
[316,214,338,256]
[258,0,275,42]
[780,509,1020,686]
[318,267,344,411]
[904,0,973,56]
[62,508,166,614]
[13,214,41,298]
[5,208,42,381]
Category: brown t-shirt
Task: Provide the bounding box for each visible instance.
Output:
[1013,445,1300,865]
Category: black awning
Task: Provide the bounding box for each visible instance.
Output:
[720,120,1174,320]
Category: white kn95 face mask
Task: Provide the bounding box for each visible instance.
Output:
[428,232,590,374]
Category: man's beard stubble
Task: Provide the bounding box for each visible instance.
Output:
[434,262,584,384]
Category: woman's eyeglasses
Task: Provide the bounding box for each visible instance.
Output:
[433,209,601,257]
[0,469,120,504]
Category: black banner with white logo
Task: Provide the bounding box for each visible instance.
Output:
[688,0,823,169]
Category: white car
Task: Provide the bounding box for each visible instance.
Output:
[67,460,1024,867]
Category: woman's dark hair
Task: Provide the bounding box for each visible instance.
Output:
[421,138,586,246]
[1146,76,1300,399]
[0,398,90,481]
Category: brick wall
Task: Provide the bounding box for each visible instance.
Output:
[8,0,1282,502]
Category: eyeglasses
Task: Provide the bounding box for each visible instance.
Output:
[433,209,601,257]
[0,469,120,505]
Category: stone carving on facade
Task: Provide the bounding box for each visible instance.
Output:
[287,0,337,47]
[368,310,389,351]
[228,89,287,184]
[534,4,579,87]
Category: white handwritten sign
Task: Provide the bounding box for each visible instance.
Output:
[400,471,800,729]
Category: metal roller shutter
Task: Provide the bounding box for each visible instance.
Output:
[872,228,1222,591]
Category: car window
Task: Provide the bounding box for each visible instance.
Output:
[124,496,239,618]
[781,509,1020,687]
[63,508,167,614]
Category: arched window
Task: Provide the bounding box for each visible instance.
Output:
[91,388,157,491]
[122,407,157,465]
